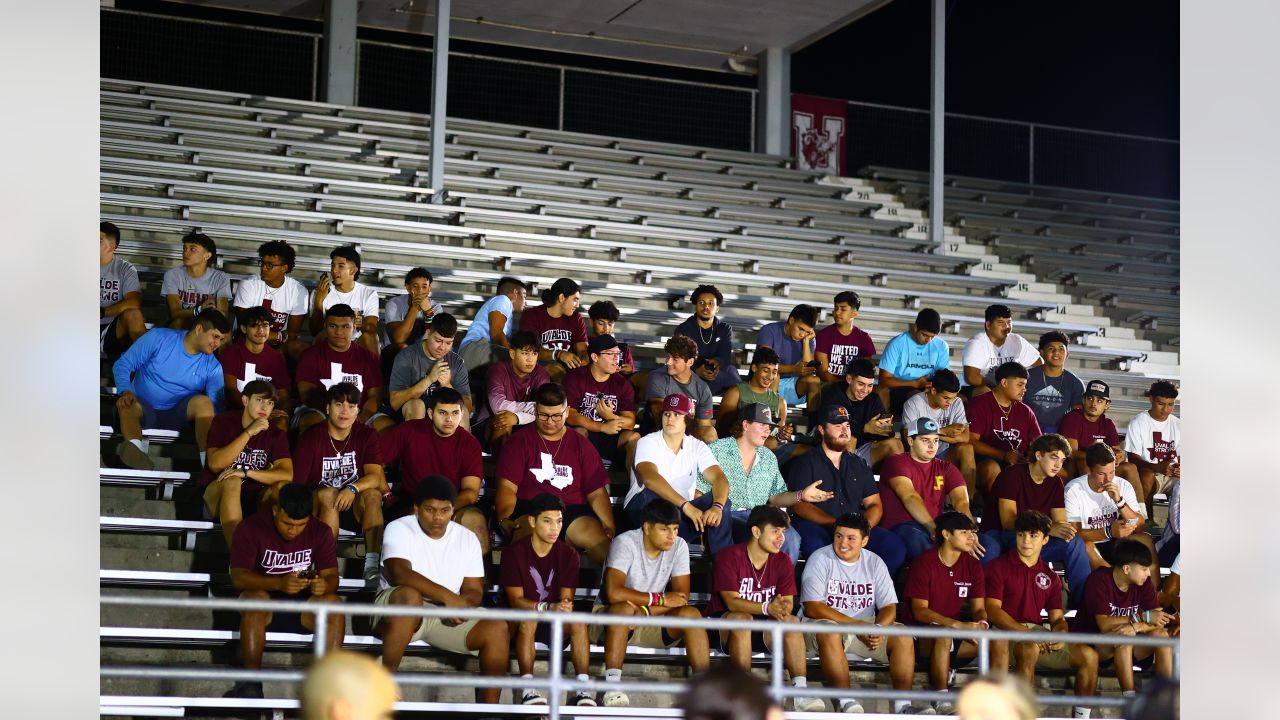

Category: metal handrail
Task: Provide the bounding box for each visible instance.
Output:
[100,594,1178,718]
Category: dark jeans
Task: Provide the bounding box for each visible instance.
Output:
[890,520,937,561]
[979,529,1092,601]
[792,518,907,575]
[623,489,734,555]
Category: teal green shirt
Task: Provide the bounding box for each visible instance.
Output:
[697,437,786,510]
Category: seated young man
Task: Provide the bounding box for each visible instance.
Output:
[815,290,877,386]
[900,369,976,493]
[800,512,927,715]
[755,303,820,411]
[294,303,387,434]
[202,380,293,546]
[1065,444,1157,578]
[642,334,717,443]
[1072,539,1175,700]
[621,393,732,553]
[984,510,1098,718]
[1058,380,1142,492]
[814,358,904,468]
[1124,380,1180,521]
[901,511,988,716]
[292,383,388,584]
[381,388,488,551]
[232,239,310,361]
[1024,331,1084,434]
[494,382,616,563]
[482,330,551,454]
[375,476,510,704]
[499,493,595,708]
[592,499,710,708]
[162,231,231,330]
[519,277,589,381]
[788,404,907,573]
[388,312,472,425]
[222,483,345,700]
[100,221,146,357]
[878,418,980,563]
[112,309,229,471]
[960,304,1042,398]
[587,300,636,376]
[977,433,1091,603]
[456,275,527,370]
[716,347,794,451]
[875,308,950,415]
[381,267,443,355]
[563,334,638,467]
[673,283,739,395]
[968,361,1043,495]
[309,244,381,355]
[219,306,291,419]
[708,505,824,713]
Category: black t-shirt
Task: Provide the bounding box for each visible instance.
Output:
[786,446,879,518]
[817,382,890,447]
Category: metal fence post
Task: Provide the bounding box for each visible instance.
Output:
[977,635,989,674]
[770,625,785,706]
[548,617,565,720]
[313,607,328,658]
[1028,124,1036,184]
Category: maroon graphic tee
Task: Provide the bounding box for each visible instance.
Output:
[878,453,966,529]
[1072,567,1160,633]
[229,510,337,596]
[901,549,985,625]
[295,342,383,404]
[219,339,291,396]
[498,535,581,604]
[496,428,608,506]
[519,305,588,353]
[292,421,383,489]
[984,551,1062,624]
[201,410,291,486]
[1057,408,1119,449]
[980,463,1066,533]
[968,392,1042,456]
[562,366,636,422]
[708,542,797,616]
[815,324,877,377]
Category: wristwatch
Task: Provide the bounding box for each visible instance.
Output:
[242,468,249,480]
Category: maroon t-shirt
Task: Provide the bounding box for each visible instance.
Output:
[496,428,608,506]
[902,549,985,625]
[292,421,383,489]
[815,324,877,377]
[201,410,291,486]
[219,339,291,398]
[878,453,967,529]
[1057,408,1119,449]
[981,464,1066,532]
[519,305,588,353]
[295,342,383,404]
[381,420,484,497]
[562,366,636,422]
[229,510,337,595]
[984,551,1062,624]
[1072,567,1160,633]
[498,535,582,604]
[708,542,797,616]
[968,392,1042,456]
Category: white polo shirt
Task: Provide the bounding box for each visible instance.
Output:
[624,430,719,506]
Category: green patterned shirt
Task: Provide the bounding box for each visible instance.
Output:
[696,437,786,510]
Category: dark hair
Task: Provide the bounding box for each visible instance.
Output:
[329,244,361,273]
[984,304,1013,323]
[192,309,231,334]
[915,307,942,334]
[690,284,724,306]
[277,484,313,520]
[257,240,296,272]
[541,277,581,307]
[413,474,457,505]
[845,358,876,381]
[833,290,861,310]
[326,381,361,406]
[1147,380,1179,400]
[750,346,780,367]
[181,231,218,262]
[747,504,790,531]
[238,305,272,327]
[510,330,539,352]
[429,311,458,338]
[497,276,526,295]
[678,665,780,720]
[588,300,620,323]
[1111,539,1154,568]
[1084,443,1117,468]
[241,380,276,402]
[834,512,871,537]
[100,221,121,245]
[931,368,961,393]
[995,361,1029,382]
[1038,330,1071,350]
[526,492,566,519]
[642,498,681,527]
[534,382,567,407]
[665,334,699,360]
[1013,509,1052,536]
[405,267,433,285]
[428,386,463,409]
[1029,433,1071,461]
[934,510,977,545]
[788,303,819,328]
[324,303,356,320]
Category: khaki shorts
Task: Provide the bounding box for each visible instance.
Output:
[802,618,895,663]
[1020,623,1072,670]
[373,586,480,656]
[588,604,680,648]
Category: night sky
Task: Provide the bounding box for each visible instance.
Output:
[792,0,1178,140]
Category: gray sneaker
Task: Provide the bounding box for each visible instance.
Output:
[840,699,865,713]
[117,440,154,471]
[521,689,547,706]
[896,704,936,715]
[363,552,381,585]
[792,695,826,712]
[933,701,955,715]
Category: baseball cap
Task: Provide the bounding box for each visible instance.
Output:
[1082,380,1111,400]
[587,334,619,355]
[1146,380,1179,399]
[737,402,779,427]
[908,417,941,437]
[661,393,695,417]
[822,405,851,425]
[915,308,942,334]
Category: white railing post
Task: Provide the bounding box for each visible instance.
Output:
[312,607,328,657]
[548,616,565,720]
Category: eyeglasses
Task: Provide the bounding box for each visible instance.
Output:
[596,351,622,358]
[535,412,565,422]
[258,259,287,269]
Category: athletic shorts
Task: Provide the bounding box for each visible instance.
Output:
[802,618,899,663]
[1019,623,1073,670]
[373,587,480,656]
[588,604,680,647]
[778,376,802,406]
[708,611,771,655]
[136,394,194,432]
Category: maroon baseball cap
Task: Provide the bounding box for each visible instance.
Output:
[662,393,696,417]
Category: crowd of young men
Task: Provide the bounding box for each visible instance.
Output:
[104,228,1179,711]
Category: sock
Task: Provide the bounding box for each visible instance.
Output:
[894,699,910,713]
[1073,707,1091,719]
[792,676,808,688]
[199,450,206,466]
[130,438,147,452]
[521,673,534,679]
[1122,690,1137,698]
[604,668,622,683]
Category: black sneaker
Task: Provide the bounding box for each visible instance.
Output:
[571,691,598,706]
[223,681,264,699]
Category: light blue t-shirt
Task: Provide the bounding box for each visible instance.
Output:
[757,321,815,368]
[459,294,514,349]
[112,328,224,410]
[878,331,951,381]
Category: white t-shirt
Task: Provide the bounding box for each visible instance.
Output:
[378,517,484,594]
[233,275,309,333]
[900,392,967,456]
[800,546,896,623]
[1064,474,1145,532]
[624,431,719,506]
[1123,411,1180,464]
[315,282,381,339]
[960,331,1041,387]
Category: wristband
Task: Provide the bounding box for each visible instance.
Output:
[279,331,288,343]
[1103,524,1112,539]
[552,349,560,361]
[536,602,548,612]
[1144,610,1151,624]
[761,601,770,617]
[679,500,690,512]
[639,605,650,616]
[977,620,990,630]
[712,502,725,511]
[647,592,658,607]
[346,484,359,496]
[242,468,249,480]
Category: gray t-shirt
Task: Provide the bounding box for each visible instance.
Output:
[100,256,141,326]
[604,528,690,598]
[800,545,896,623]
[388,342,471,398]
[901,392,968,456]
[644,371,715,421]
[1024,368,1085,434]
[160,266,232,310]
[380,294,444,348]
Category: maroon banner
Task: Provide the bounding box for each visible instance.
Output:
[791,94,848,175]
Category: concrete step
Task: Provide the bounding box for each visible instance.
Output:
[1082,335,1155,352]
[1006,289,1076,304]
[967,266,1037,284]
[1125,361,1181,377]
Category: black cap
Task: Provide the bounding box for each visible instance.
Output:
[1082,380,1111,400]
[822,405,852,425]
[1146,380,1178,399]
[737,402,779,427]
[587,334,619,355]
[915,308,942,334]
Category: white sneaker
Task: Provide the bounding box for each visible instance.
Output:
[933,701,955,715]
[521,689,547,706]
[793,695,826,712]
[362,552,381,584]
[571,691,597,707]
[897,704,936,715]
[602,690,630,707]
[840,699,865,713]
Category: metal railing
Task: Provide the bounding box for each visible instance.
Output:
[100,594,1178,718]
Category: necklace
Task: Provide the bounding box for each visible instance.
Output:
[696,318,715,345]
[329,428,353,457]
[538,432,564,465]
